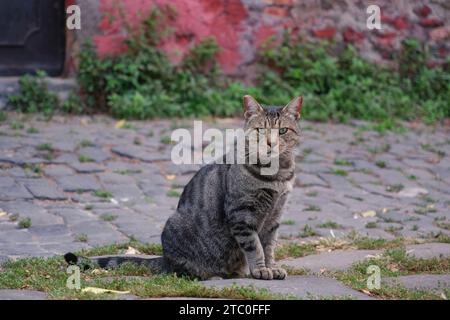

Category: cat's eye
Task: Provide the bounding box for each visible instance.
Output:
[279,128,288,135]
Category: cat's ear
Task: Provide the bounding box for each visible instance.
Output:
[282,96,303,120]
[243,95,263,119]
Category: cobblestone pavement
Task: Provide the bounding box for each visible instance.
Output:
[0,114,449,261]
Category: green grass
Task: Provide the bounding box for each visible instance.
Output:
[331,169,348,176]
[24,164,42,176]
[414,205,437,215]
[93,190,113,199]
[115,169,143,175]
[0,243,287,300]
[75,234,88,243]
[9,214,19,222]
[84,204,93,210]
[316,220,343,229]
[36,143,53,152]
[0,111,7,122]
[26,127,39,134]
[421,144,446,157]
[100,214,118,222]
[133,137,142,145]
[79,139,93,147]
[18,217,32,229]
[303,205,321,212]
[10,121,24,130]
[386,184,404,193]
[275,243,316,260]
[375,160,386,168]
[78,155,94,163]
[334,159,352,166]
[365,222,378,229]
[160,136,173,145]
[436,221,450,230]
[166,189,181,198]
[299,225,319,238]
[305,191,318,197]
[334,248,450,299]
[281,220,295,226]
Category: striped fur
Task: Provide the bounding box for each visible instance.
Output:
[66,96,302,280]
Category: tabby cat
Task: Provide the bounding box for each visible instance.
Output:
[65,95,303,280]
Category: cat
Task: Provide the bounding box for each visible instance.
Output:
[65,95,303,280]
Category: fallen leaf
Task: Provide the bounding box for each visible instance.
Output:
[0,210,7,218]
[81,287,130,295]
[361,289,372,295]
[387,263,399,272]
[440,292,447,300]
[91,269,108,275]
[125,246,141,255]
[360,210,376,218]
[114,119,126,129]
[165,175,176,180]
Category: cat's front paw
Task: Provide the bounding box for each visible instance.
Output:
[251,266,273,280]
[270,267,287,280]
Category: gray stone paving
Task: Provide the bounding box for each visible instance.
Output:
[201,276,374,300]
[279,243,450,273]
[0,114,449,258]
[384,274,450,292]
[0,114,449,299]
[0,289,48,300]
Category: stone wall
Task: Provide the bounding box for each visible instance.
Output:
[71,0,449,78]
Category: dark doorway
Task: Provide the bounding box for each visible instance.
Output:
[0,0,65,76]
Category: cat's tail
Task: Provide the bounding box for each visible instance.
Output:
[64,252,167,273]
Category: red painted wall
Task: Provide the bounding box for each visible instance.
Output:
[89,0,449,76]
[94,0,248,74]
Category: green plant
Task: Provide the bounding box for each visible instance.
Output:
[0,111,7,122]
[36,143,53,152]
[75,233,88,242]
[93,190,113,199]
[299,224,318,238]
[375,160,386,168]
[8,71,58,116]
[27,127,39,134]
[331,168,348,176]
[18,217,32,229]
[317,220,342,229]
[78,155,94,163]
[100,214,118,222]
[257,33,450,124]
[74,6,254,119]
[167,189,181,198]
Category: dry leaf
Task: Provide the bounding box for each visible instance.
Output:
[360,210,376,218]
[114,119,126,129]
[0,210,7,218]
[81,287,130,295]
[165,175,176,180]
[91,269,108,275]
[387,263,399,272]
[361,289,372,295]
[125,246,141,255]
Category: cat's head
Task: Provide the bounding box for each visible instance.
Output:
[243,95,302,156]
